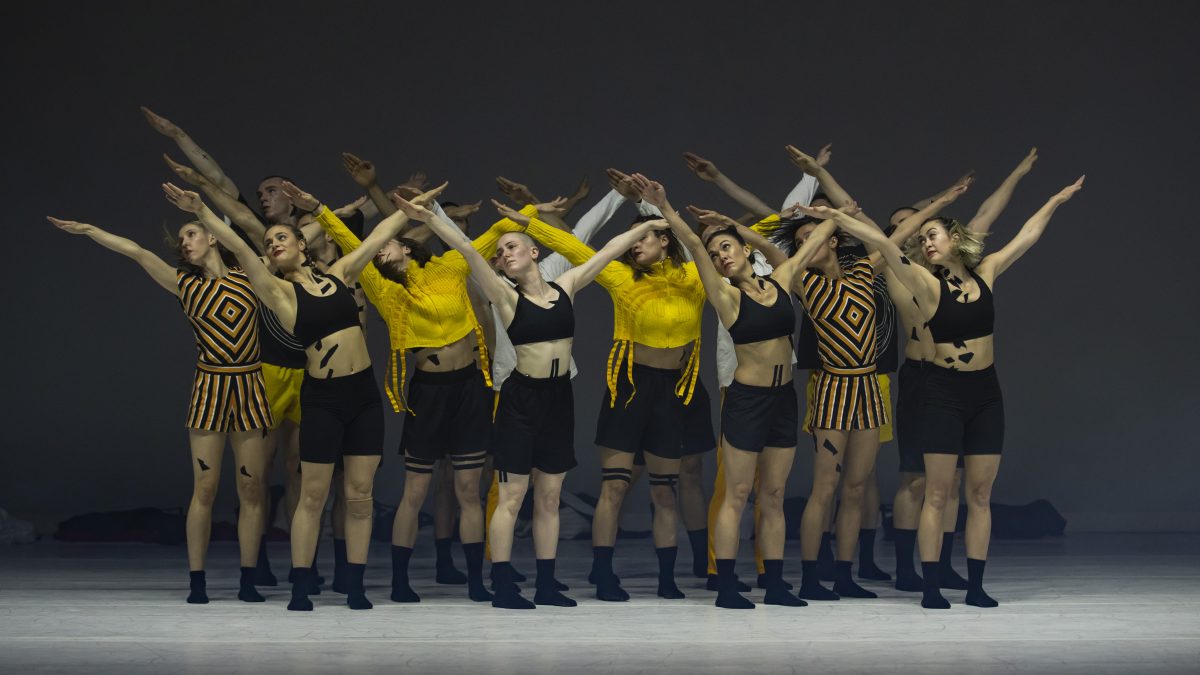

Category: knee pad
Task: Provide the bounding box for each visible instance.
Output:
[602,467,633,483]
[345,496,373,519]
[450,451,487,472]
[405,455,436,474]
[648,473,679,488]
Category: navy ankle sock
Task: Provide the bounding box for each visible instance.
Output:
[187,570,208,604]
[686,529,708,577]
[920,561,950,609]
[389,545,419,602]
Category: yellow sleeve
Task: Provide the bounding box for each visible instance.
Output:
[525,216,630,290]
[315,207,391,310]
[439,204,536,273]
[750,213,782,235]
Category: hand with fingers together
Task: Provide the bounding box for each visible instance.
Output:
[162,182,205,213]
[685,205,739,231]
[784,145,823,174]
[162,153,211,188]
[443,201,482,220]
[342,152,379,189]
[816,142,833,168]
[279,181,321,214]
[682,152,721,182]
[630,174,668,208]
[495,176,539,206]
[141,106,184,139]
[491,199,533,227]
[606,168,642,202]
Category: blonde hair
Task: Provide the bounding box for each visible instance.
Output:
[904,217,987,270]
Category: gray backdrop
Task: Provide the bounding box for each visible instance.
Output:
[4,1,1198,532]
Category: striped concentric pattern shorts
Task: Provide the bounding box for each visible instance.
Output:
[186,362,273,432]
[805,364,888,432]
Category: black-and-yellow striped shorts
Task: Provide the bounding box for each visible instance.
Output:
[803,364,888,432]
[186,362,274,432]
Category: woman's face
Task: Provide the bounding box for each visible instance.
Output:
[916,221,956,265]
[178,223,216,265]
[793,222,836,267]
[375,239,412,268]
[628,227,668,266]
[262,225,307,271]
[495,232,539,274]
[705,233,750,279]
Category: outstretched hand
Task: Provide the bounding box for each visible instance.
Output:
[1016,147,1039,176]
[280,181,320,213]
[495,176,537,206]
[606,168,641,201]
[46,216,93,235]
[1050,175,1085,205]
[630,174,667,208]
[491,199,532,226]
[341,152,378,188]
[571,176,590,200]
[163,182,205,213]
[162,153,209,187]
[682,152,720,182]
[685,205,738,231]
[784,145,822,174]
[141,106,183,139]
[412,181,448,207]
[535,196,568,215]
[816,143,833,168]
[444,201,482,220]
[796,202,860,220]
[938,178,972,204]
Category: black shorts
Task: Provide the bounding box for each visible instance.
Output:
[682,377,717,455]
[720,379,799,453]
[492,371,576,475]
[299,368,384,464]
[595,363,691,459]
[399,365,492,461]
[897,360,964,473]
[919,365,1004,457]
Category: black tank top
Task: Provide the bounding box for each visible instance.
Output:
[506,281,574,346]
[927,268,994,344]
[728,276,796,345]
[258,307,308,368]
[291,274,361,348]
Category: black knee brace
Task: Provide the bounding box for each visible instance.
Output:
[449,451,487,472]
[404,456,436,474]
[648,473,679,488]
[602,467,633,483]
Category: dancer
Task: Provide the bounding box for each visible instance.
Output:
[46,214,271,604]
[391,195,670,609]
[887,148,1038,592]
[161,180,399,612]
[633,173,825,609]
[511,169,709,601]
[801,175,1084,608]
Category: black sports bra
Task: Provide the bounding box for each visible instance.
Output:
[291,274,361,348]
[728,276,796,345]
[927,268,994,344]
[506,281,575,346]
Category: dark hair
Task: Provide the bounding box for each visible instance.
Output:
[263,223,317,273]
[889,205,917,222]
[768,215,850,257]
[703,225,747,248]
[620,215,687,280]
[811,192,832,206]
[374,236,433,285]
[164,221,238,276]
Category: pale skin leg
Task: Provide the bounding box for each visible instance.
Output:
[677,454,707,530]
[392,463,435,547]
[918,454,960,561]
[341,455,382,564]
[435,461,458,541]
[488,474,530,562]
[643,453,682,548]
[712,438,759,559]
[833,430,880,561]
[755,446,797,560]
[331,467,347,541]
[862,465,880,530]
[800,429,849,560]
[229,429,271,567]
[894,470,963,532]
[452,464,486,544]
[531,470,567,559]
[291,461,335,567]
[962,455,1001,560]
[186,430,225,571]
[591,448,636,548]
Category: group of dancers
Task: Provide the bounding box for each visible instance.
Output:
[50,107,1083,611]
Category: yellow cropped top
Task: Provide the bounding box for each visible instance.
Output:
[318,205,537,411]
[523,217,706,405]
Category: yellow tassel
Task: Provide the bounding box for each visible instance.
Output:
[605,340,627,408]
[474,323,493,389]
[675,337,701,405]
[623,342,637,407]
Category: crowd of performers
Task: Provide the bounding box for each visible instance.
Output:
[49,108,1083,611]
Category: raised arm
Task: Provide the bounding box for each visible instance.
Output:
[966,147,1038,235]
[558,177,590,219]
[161,183,292,314]
[393,197,517,312]
[785,144,880,229]
[911,169,975,209]
[799,204,937,307]
[163,154,267,249]
[342,152,398,217]
[556,218,669,295]
[686,206,789,268]
[142,107,239,198]
[979,176,1084,279]
[889,179,973,250]
[683,152,775,218]
[46,217,178,294]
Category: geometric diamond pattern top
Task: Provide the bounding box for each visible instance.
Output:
[798,256,878,370]
[176,268,261,367]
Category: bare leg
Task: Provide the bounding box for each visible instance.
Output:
[962,454,1001,607]
[229,429,270,602]
[831,429,881,598]
[917,453,959,608]
[711,438,758,608]
[591,447,635,599]
[799,428,848,600]
[488,472,534,609]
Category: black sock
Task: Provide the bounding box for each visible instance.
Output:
[655,547,684,599]
[761,559,805,606]
[491,561,534,609]
[714,558,754,609]
[965,558,998,607]
[254,536,276,585]
[435,537,452,564]
[940,532,968,589]
[310,541,323,586]
[686,529,708,578]
[345,563,372,610]
[238,566,265,602]
[893,528,922,591]
[287,567,313,611]
[920,561,950,609]
[331,538,349,594]
[857,529,891,580]
[591,546,614,582]
[187,570,208,604]
[833,560,877,598]
[798,560,839,601]
[817,532,836,580]
[389,545,420,602]
[435,537,467,584]
[534,558,576,606]
[462,542,492,602]
[593,546,628,601]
